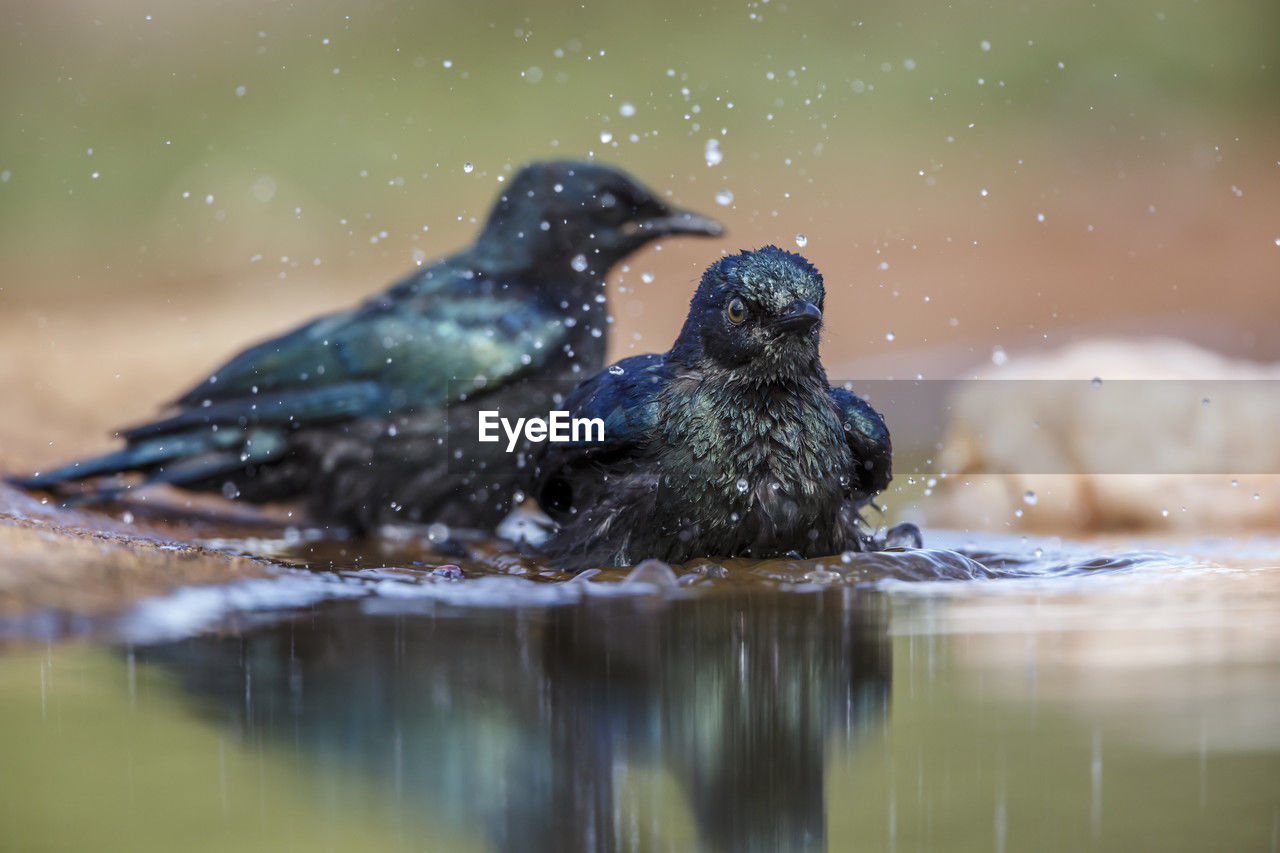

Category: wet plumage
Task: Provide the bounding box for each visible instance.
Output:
[535,245,914,568]
[11,161,721,532]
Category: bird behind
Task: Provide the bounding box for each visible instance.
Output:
[535,245,917,568]
[10,160,722,534]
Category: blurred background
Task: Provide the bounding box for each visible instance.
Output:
[2,0,1278,496]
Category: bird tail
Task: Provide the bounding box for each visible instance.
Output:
[7,429,283,496]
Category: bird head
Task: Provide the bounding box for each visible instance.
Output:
[671,245,826,378]
[479,161,722,273]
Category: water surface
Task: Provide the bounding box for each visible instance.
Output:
[1,532,1277,851]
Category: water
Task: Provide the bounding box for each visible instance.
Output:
[1,530,1278,850]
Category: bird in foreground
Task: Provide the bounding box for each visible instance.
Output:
[10,160,722,533]
[535,245,920,568]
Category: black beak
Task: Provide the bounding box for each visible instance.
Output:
[626,205,723,238]
[772,301,823,334]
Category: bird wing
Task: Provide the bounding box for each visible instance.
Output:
[129,277,568,439]
[829,386,893,496]
[534,353,667,517]
[553,354,666,451]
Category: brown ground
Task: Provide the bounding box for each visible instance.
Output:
[0,488,273,618]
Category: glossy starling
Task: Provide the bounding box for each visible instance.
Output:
[10,161,722,533]
[535,245,917,567]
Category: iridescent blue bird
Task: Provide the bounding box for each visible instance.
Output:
[535,245,918,567]
[10,161,721,533]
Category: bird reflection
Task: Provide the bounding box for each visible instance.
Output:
[136,587,890,851]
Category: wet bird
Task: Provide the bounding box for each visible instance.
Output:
[10,161,722,533]
[535,245,918,567]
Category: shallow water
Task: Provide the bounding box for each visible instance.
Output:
[1,530,1278,851]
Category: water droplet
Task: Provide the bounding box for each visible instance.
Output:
[991,346,1008,366]
[570,254,589,272]
[980,39,992,51]
[608,364,625,375]
[715,189,734,206]
[235,85,247,97]
[736,478,749,493]
[619,102,636,117]
[885,332,895,342]
[1023,490,1037,505]
[462,161,474,174]
[640,271,654,283]
[599,130,613,144]
[795,233,808,248]
[427,522,450,542]
[1091,377,1103,388]
[704,138,723,167]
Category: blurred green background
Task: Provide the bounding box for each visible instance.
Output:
[1,0,1278,468]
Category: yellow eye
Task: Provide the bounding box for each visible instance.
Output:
[727,297,748,324]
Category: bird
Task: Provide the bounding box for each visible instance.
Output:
[9,160,722,534]
[534,245,919,568]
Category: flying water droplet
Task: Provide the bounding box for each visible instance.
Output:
[1023,490,1037,505]
[736,478,749,493]
[715,189,734,206]
[619,102,636,117]
[1091,377,1103,388]
[795,233,807,248]
[462,161,474,173]
[570,254,589,272]
[640,271,654,283]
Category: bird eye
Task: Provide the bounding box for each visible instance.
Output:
[727,297,748,324]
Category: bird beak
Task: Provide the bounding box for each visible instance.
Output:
[627,206,724,238]
[771,301,823,334]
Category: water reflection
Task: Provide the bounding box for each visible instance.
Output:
[137,587,889,851]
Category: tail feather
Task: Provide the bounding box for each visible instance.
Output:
[8,443,176,490]
[145,453,250,488]
[7,429,279,493]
